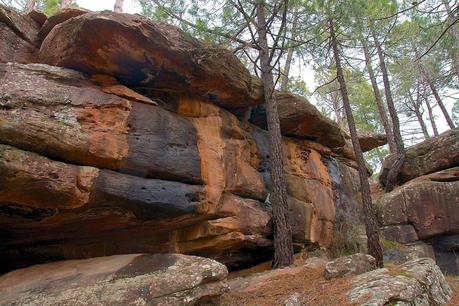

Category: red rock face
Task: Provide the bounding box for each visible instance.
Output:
[38,11,263,109]
[0,8,379,273]
[0,6,41,63]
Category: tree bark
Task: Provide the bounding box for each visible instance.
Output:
[25,0,36,12]
[420,64,455,129]
[60,0,72,9]
[361,38,396,153]
[256,0,293,268]
[425,96,439,136]
[330,19,383,268]
[409,90,429,139]
[280,10,299,92]
[442,0,459,79]
[371,26,405,191]
[114,0,124,13]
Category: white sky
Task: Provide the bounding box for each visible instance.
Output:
[76,0,140,13]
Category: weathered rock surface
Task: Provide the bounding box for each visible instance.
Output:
[324,253,376,280]
[356,130,387,152]
[0,5,40,63]
[380,128,459,185]
[378,167,459,241]
[250,92,347,149]
[38,8,88,40]
[219,256,451,306]
[39,11,263,109]
[0,62,353,272]
[348,258,452,306]
[0,254,228,306]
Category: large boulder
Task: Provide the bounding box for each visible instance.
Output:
[0,254,228,306]
[250,92,347,149]
[38,11,263,109]
[38,8,88,40]
[378,167,459,241]
[348,258,452,306]
[324,253,376,280]
[356,130,387,152]
[0,5,40,63]
[380,128,459,185]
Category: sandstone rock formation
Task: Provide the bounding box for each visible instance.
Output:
[0,5,40,63]
[324,253,376,280]
[0,254,228,306]
[380,128,459,185]
[348,258,452,305]
[38,11,263,109]
[0,6,387,274]
[377,130,459,275]
[219,256,451,305]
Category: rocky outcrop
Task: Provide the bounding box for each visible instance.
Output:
[380,128,459,185]
[219,256,451,305]
[348,258,452,306]
[0,5,40,63]
[38,11,263,109]
[378,130,459,275]
[324,253,376,280]
[356,130,387,152]
[250,92,346,149]
[0,254,228,305]
[0,62,346,272]
[0,7,387,274]
[378,167,459,241]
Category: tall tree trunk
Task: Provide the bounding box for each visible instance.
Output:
[114,0,124,13]
[60,0,72,9]
[409,90,429,139]
[331,91,344,127]
[425,96,439,136]
[442,0,459,79]
[420,64,455,129]
[256,0,293,268]
[330,19,383,268]
[25,0,36,12]
[361,38,396,153]
[280,11,299,91]
[371,26,405,191]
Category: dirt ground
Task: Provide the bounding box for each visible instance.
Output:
[448,276,459,306]
[219,258,355,306]
[218,259,459,306]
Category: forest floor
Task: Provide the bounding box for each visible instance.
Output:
[217,258,459,306]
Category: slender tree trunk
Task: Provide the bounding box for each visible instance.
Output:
[330,19,383,268]
[25,0,36,12]
[331,91,343,127]
[280,11,299,91]
[442,0,459,79]
[409,91,429,139]
[420,64,455,129]
[425,96,439,136]
[361,38,396,153]
[256,0,293,268]
[114,0,124,13]
[60,0,72,9]
[371,26,405,191]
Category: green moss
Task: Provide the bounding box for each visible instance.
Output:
[382,239,401,250]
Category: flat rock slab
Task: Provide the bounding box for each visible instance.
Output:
[380,128,459,185]
[0,253,228,306]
